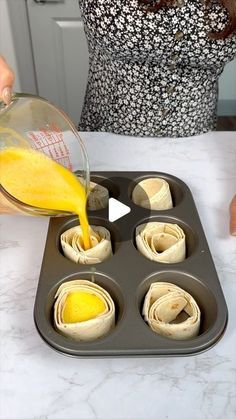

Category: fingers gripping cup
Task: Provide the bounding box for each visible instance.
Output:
[0,93,90,216]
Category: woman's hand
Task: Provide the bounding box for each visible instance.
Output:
[0,56,14,105]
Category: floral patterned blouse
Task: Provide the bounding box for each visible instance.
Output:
[78,0,236,137]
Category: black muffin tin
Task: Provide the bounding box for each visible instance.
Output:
[34,172,228,357]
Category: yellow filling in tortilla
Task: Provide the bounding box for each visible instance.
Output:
[62,291,106,323]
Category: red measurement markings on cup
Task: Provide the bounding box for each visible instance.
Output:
[28,122,72,170]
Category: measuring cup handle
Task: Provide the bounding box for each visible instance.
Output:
[230,195,236,236]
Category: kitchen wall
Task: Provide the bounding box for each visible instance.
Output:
[1,0,236,115]
[218,59,236,115]
[0,0,21,91]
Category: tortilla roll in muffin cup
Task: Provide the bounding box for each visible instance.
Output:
[61,225,112,264]
[143,282,201,340]
[87,181,109,210]
[54,279,115,341]
[136,222,186,263]
[132,178,173,210]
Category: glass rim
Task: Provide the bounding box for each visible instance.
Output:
[0,184,72,216]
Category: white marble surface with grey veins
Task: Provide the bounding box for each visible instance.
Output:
[0,131,235,419]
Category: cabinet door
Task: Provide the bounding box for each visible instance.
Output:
[26,0,88,125]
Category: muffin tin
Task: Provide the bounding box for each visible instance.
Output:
[34,172,228,357]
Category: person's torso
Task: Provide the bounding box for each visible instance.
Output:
[78,0,236,137]
[79,0,236,70]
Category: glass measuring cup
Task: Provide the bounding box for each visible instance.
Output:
[0,93,90,215]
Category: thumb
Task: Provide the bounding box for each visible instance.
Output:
[0,56,15,105]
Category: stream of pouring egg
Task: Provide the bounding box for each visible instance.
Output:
[0,146,91,250]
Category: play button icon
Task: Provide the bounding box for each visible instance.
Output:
[108,198,131,222]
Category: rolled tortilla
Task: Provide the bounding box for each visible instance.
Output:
[143,282,200,340]
[132,178,173,210]
[136,222,186,263]
[61,225,112,264]
[87,181,109,211]
[54,279,115,341]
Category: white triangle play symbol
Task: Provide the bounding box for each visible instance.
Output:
[109,198,131,222]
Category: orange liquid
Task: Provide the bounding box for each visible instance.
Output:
[0,147,91,249]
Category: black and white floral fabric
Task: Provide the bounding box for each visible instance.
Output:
[78,0,236,137]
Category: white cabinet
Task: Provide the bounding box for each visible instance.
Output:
[218,60,236,115]
[26,0,89,126]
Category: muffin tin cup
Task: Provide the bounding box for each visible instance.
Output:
[34,172,228,357]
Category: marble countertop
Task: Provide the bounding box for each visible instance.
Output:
[0,131,235,419]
